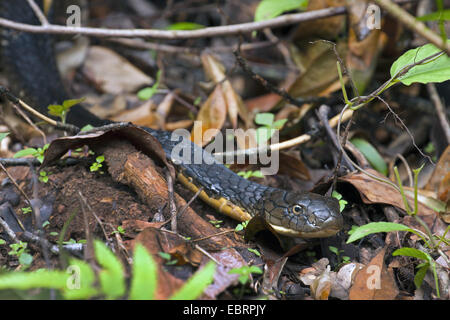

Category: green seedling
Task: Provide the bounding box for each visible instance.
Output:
[137,70,162,101]
[328,246,351,267]
[47,98,85,124]
[8,241,33,268]
[235,220,249,232]
[21,207,32,214]
[14,144,49,164]
[39,170,49,183]
[158,252,178,265]
[90,155,105,172]
[237,170,264,179]
[254,113,287,145]
[332,191,348,213]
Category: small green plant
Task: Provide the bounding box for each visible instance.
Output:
[247,248,261,257]
[254,113,287,145]
[328,246,351,267]
[21,207,32,214]
[158,252,178,266]
[347,165,449,297]
[228,265,263,286]
[90,155,105,172]
[237,170,264,179]
[47,98,85,124]
[332,191,348,213]
[112,226,125,235]
[235,220,249,232]
[8,241,33,268]
[137,70,162,101]
[38,170,49,183]
[14,144,49,164]
[209,220,223,228]
[0,241,216,300]
[62,238,86,245]
[0,239,6,245]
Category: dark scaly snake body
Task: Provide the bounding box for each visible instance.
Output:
[0,0,343,237]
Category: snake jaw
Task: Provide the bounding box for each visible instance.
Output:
[264,190,343,238]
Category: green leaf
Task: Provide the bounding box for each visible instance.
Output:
[273,118,288,130]
[255,113,274,126]
[62,98,85,109]
[256,127,275,145]
[47,104,64,117]
[13,148,38,158]
[129,244,158,300]
[350,138,388,176]
[137,70,162,101]
[169,261,216,300]
[63,259,98,299]
[0,269,68,291]
[18,253,33,266]
[390,41,450,85]
[254,0,308,22]
[80,124,94,132]
[247,248,261,257]
[417,10,450,21]
[346,222,412,243]
[94,240,126,299]
[392,247,432,263]
[0,132,9,142]
[167,22,205,30]
[414,263,430,289]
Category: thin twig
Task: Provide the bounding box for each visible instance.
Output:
[233,49,324,107]
[426,83,450,145]
[0,86,80,134]
[26,0,49,26]
[213,108,353,158]
[158,186,204,229]
[374,0,450,56]
[166,171,177,233]
[0,6,347,39]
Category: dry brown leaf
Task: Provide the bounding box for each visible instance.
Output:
[82,46,153,94]
[346,0,387,94]
[339,169,447,235]
[201,53,251,128]
[278,151,311,181]
[292,0,346,40]
[426,145,450,193]
[287,40,347,99]
[245,93,282,112]
[349,248,399,300]
[112,100,159,128]
[192,85,227,146]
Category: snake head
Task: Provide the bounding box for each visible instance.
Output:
[262,189,343,238]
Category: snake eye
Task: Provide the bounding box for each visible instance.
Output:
[292,204,304,215]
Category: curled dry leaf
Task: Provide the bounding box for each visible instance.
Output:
[339,169,448,236]
[200,53,251,129]
[331,262,365,300]
[82,46,153,94]
[348,247,399,300]
[192,86,227,146]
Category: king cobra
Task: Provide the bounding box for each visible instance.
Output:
[0,0,343,238]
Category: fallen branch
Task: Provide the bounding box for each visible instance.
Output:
[0,6,346,39]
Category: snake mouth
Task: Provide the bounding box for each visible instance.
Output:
[268,223,342,238]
